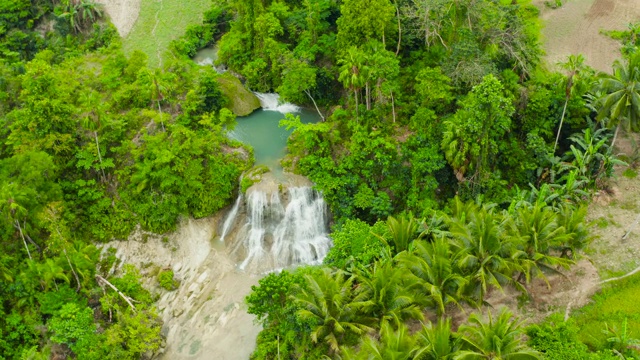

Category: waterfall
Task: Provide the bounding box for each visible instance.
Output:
[219,195,242,243]
[223,184,332,272]
[254,93,301,114]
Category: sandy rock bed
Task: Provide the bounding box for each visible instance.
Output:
[102,217,261,360]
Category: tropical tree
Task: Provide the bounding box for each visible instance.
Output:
[597,52,640,147]
[507,201,573,286]
[340,322,420,360]
[441,74,514,185]
[456,309,541,360]
[447,199,519,304]
[338,47,367,118]
[397,238,469,317]
[377,215,421,255]
[355,260,424,329]
[293,268,375,354]
[38,258,70,291]
[79,90,109,182]
[415,319,460,360]
[554,54,587,153]
[556,204,590,259]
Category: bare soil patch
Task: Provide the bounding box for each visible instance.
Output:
[535,0,640,73]
[451,134,640,325]
[97,0,141,37]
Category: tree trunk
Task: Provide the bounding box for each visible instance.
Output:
[16,220,32,260]
[553,95,570,153]
[365,82,371,110]
[395,1,401,56]
[391,90,396,123]
[157,100,165,131]
[354,89,359,122]
[305,89,325,122]
[96,275,138,313]
[94,131,107,183]
[612,122,621,149]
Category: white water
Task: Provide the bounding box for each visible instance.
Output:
[254,92,301,114]
[224,185,332,272]
[219,195,242,243]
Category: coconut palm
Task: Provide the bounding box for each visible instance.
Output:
[338,47,367,119]
[38,258,70,291]
[597,52,640,148]
[351,322,420,360]
[447,201,519,304]
[455,309,541,360]
[415,319,460,360]
[355,260,424,329]
[508,202,573,286]
[377,215,421,256]
[293,268,375,353]
[554,54,586,153]
[79,90,108,182]
[556,204,590,259]
[397,238,469,317]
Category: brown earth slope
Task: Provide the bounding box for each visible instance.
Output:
[536,0,640,73]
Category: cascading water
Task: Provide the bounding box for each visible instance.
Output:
[220,180,332,273]
[219,195,242,243]
[254,93,301,114]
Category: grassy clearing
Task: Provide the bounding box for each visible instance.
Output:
[571,273,640,350]
[123,0,212,67]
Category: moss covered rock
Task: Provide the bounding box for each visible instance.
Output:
[216,73,261,116]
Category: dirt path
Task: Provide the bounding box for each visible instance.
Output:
[536,0,640,73]
[97,0,141,37]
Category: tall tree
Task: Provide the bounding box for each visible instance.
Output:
[597,53,640,148]
[554,54,586,153]
[336,0,395,47]
[441,74,514,184]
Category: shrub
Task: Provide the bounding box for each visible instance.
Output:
[157,270,179,291]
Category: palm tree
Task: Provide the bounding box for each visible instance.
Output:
[455,309,541,360]
[397,238,469,317]
[597,52,640,148]
[341,322,419,360]
[415,319,460,360]
[447,201,519,304]
[377,215,421,256]
[556,204,590,258]
[38,258,70,291]
[338,47,366,119]
[508,202,573,286]
[142,69,169,131]
[78,0,103,29]
[293,268,375,354]
[554,54,586,153]
[355,260,424,329]
[79,90,107,182]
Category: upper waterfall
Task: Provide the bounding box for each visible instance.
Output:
[254,93,301,114]
[219,173,332,273]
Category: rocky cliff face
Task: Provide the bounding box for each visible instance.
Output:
[102,217,261,360]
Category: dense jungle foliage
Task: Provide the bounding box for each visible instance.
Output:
[1,0,640,358]
[0,0,250,358]
[215,0,640,359]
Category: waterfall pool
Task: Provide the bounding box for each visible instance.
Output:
[193,50,320,172]
[228,94,320,174]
